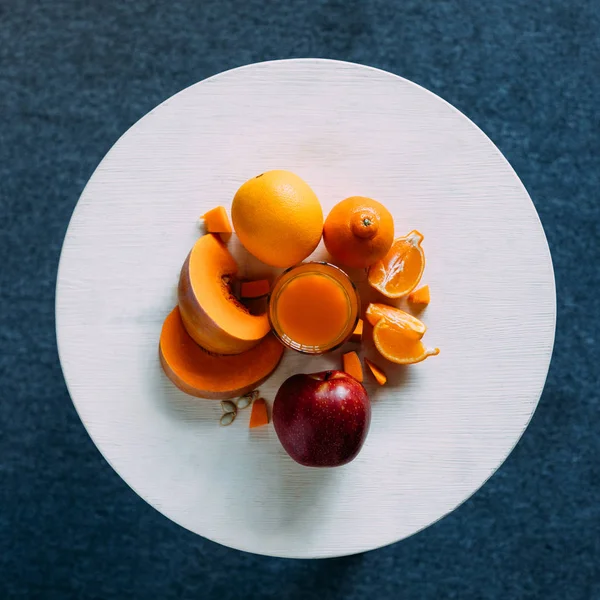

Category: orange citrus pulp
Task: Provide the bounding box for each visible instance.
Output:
[373,320,439,365]
[368,230,425,298]
[365,302,426,340]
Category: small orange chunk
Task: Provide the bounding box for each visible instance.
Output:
[249,398,269,428]
[343,351,363,382]
[240,279,271,299]
[408,285,430,306]
[364,358,387,385]
[202,206,233,242]
[350,319,363,343]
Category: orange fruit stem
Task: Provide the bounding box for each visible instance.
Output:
[350,208,379,239]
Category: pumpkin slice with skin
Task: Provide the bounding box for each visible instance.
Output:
[178,234,271,354]
[160,306,284,399]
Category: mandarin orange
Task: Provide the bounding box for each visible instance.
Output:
[323,196,394,268]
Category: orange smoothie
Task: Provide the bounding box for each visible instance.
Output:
[275,274,350,347]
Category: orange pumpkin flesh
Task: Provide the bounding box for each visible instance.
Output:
[249,398,269,428]
[364,358,387,385]
[201,206,233,242]
[178,234,271,354]
[159,306,284,399]
[342,351,364,382]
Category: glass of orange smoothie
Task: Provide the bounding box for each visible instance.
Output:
[268,262,360,354]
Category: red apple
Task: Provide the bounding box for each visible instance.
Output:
[273,370,371,467]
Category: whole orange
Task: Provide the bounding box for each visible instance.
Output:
[323,197,394,268]
[231,170,323,268]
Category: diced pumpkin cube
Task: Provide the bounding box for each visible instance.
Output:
[350,319,363,343]
[249,398,269,428]
[364,358,387,385]
[201,206,232,242]
[240,279,270,299]
[342,351,363,382]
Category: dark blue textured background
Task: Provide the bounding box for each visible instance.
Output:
[1,1,599,598]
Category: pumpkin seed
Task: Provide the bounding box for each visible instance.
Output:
[237,390,259,409]
[220,412,236,426]
[236,397,252,410]
[236,395,254,410]
[221,400,237,414]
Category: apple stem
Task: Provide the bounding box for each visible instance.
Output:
[324,371,333,381]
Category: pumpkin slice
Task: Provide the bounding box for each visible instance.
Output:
[178,234,271,354]
[160,306,284,399]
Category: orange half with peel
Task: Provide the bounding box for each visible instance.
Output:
[373,320,439,365]
[368,230,425,298]
[365,302,426,340]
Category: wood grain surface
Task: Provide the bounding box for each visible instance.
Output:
[56,59,556,558]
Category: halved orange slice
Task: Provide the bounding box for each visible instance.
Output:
[372,320,439,365]
[365,303,426,340]
[368,230,425,298]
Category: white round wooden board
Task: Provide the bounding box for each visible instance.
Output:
[56,59,556,558]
